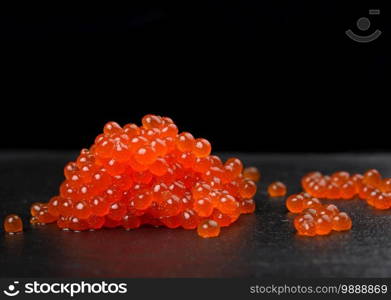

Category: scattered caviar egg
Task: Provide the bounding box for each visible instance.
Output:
[324,204,339,217]
[294,216,316,237]
[381,178,391,193]
[243,166,260,182]
[38,114,256,237]
[331,171,350,186]
[268,181,287,197]
[3,214,23,234]
[373,193,390,210]
[303,197,322,210]
[363,169,382,187]
[350,173,364,193]
[240,199,256,214]
[332,212,352,231]
[315,215,332,235]
[286,194,304,213]
[340,181,356,199]
[197,219,220,238]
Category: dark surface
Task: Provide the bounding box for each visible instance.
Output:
[1,151,391,278]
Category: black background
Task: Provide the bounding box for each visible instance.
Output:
[0,1,388,152]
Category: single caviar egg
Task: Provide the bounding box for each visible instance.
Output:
[37,205,57,224]
[373,193,390,210]
[295,218,316,237]
[315,214,332,235]
[268,181,287,197]
[286,194,304,213]
[193,138,211,158]
[325,183,340,199]
[332,212,352,231]
[363,169,382,188]
[350,173,364,193]
[224,158,243,179]
[3,214,23,234]
[180,209,199,229]
[48,196,62,217]
[121,214,141,230]
[381,178,391,193]
[323,204,339,217]
[340,181,356,199]
[177,132,195,152]
[331,171,350,187]
[239,179,257,198]
[243,166,260,182]
[197,219,220,238]
[239,198,256,214]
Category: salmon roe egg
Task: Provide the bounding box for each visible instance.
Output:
[340,181,356,199]
[381,178,391,193]
[315,214,332,235]
[239,179,257,198]
[363,169,382,187]
[294,216,316,237]
[177,132,195,152]
[268,181,287,197]
[243,166,260,182]
[197,219,220,238]
[30,202,44,217]
[332,212,352,231]
[193,138,211,158]
[286,194,304,213]
[3,214,23,233]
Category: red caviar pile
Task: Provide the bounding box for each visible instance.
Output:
[286,192,352,236]
[30,115,256,238]
[302,169,391,210]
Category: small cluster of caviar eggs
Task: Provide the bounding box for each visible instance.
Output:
[302,169,391,210]
[27,115,257,238]
[286,192,352,236]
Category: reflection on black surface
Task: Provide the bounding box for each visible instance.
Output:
[39,215,257,277]
[3,232,24,256]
